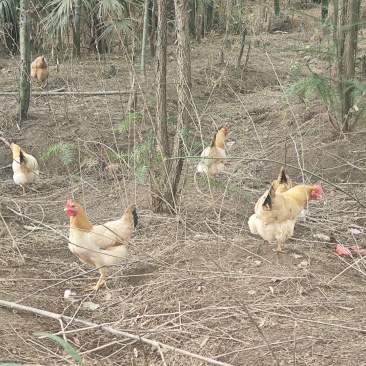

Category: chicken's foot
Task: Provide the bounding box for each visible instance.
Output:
[84,278,106,292]
[84,268,108,292]
[21,184,27,195]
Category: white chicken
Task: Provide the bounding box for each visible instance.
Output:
[10,142,39,195]
[197,125,228,176]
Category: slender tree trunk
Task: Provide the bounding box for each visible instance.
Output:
[218,0,224,33]
[151,0,169,212]
[19,0,31,121]
[339,0,359,131]
[189,1,196,37]
[151,0,192,213]
[225,0,231,33]
[166,0,192,207]
[321,0,329,21]
[274,0,280,15]
[149,0,157,57]
[195,2,204,42]
[141,0,150,72]
[206,1,214,34]
[236,28,247,68]
[156,0,169,158]
[73,0,82,57]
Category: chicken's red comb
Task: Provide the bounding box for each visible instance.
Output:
[314,184,323,194]
[219,125,228,135]
[66,199,74,206]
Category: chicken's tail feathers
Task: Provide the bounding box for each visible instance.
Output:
[277,166,291,186]
[263,182,276,210]
[124,204,138,228]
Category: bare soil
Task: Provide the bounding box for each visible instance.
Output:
[1,8,366,366]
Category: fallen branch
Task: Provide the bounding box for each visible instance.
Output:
[0,300,234,366]
[0,90,134,96]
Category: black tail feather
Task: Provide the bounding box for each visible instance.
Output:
[132,208,138,228]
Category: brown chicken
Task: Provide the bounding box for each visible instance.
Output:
[10,142,39,195]
[31,56,49,84]
[197,125,228,176]
[64,199,138,291]
[248,170,323,252]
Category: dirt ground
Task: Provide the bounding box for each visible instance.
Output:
[1,6,366,366]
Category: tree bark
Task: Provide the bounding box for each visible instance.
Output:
[151,0,192,213]
[156,0,169,158]
[19,0,31,121]
[167,0,192,208]
[339,0,359,131]
[149,0,157,57]
[73,0,82,57]
[141,0,150,72]
[151,0,170,212]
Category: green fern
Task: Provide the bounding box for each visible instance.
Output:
[106,148,122,161]
[135,164,148,183]
[118,112,142,134]
[41,142,75,165]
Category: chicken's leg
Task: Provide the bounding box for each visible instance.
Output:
[276,242,282,252]
[21,184,27,195]
[85,267,108,292]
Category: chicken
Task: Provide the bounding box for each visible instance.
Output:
[64,199,138,291]
[248,170,323,252]
[197,125,228,176]
[10,142,39,195]
[30,55,49,85]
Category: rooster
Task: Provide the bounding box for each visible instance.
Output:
[31,56,49,85]
[64,199,138,291]
[197,125,228,176]
[248,169,323,252]
[10,142,39,195]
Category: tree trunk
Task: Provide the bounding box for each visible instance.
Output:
[19,0,31,121]
[225,0,231,34]
[195,2,204,42]
[321,0,329,21]
[206,1,214,34]
[151,0,170,212]
[149,0,157,57]
[151,0,192,213]
[155,0,169,158]
[339,0,359,132]
[141,0,150,72]
[274,0,280,16]
[73,0,82,57]
[167,0,192,207]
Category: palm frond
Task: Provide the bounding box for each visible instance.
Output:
[0,0,16,26]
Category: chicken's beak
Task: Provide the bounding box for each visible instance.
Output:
[63,207,68,212]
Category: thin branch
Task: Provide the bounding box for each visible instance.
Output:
[0,300,234,366]
[0,90,134,96]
